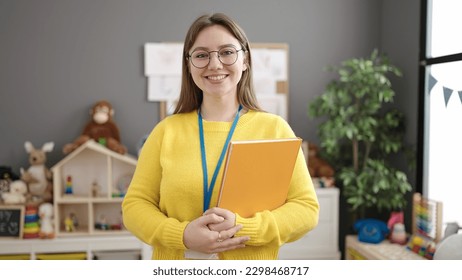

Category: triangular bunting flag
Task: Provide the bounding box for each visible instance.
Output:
[459,91,462,105]
[428,74,437,93]
[443,87,453,107]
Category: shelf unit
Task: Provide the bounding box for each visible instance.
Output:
[51,140,137,237]
[345,235,426,260]
[0,235,150,260]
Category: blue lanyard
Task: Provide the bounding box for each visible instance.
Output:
[199,105,242,212]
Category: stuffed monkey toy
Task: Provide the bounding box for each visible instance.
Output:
[307,142,335,178]
[63,100,127,155]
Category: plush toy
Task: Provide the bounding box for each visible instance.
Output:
[20,141,54,204]
[0,166,20,203]
[38,202,55,238]
[62,100,127,155]
[307,142,335,178]
[307,142,336,188]
[1,180,28,204]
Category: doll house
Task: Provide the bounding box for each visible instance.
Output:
[51,139,137,237]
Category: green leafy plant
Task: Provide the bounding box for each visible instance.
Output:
[308,49,412,218]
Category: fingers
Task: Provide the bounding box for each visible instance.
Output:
[204,207,236,232]
[211,226,250,253]
[213,237,249,253]
[220,224,243,240]
[184,215,249,255]
[199,212,225,225]
[204,207,229,217]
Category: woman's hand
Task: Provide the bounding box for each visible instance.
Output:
[183,213,249,254]
[203,207,236,232]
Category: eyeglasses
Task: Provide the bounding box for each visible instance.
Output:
[188,46,244,69]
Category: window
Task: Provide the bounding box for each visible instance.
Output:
[419,0,462,231]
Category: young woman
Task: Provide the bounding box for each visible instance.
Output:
[122,13,319,260]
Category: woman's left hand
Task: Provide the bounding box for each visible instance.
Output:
[204,207,236,232]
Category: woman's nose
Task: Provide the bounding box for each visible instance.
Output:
[208,52,223,69]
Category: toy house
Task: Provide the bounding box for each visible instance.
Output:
[51,140,137,237]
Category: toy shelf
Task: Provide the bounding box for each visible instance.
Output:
[345,235,426,260]
[51,140,137,237]
[0,235,151,260]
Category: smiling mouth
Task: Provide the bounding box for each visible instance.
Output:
[206,74,227,81]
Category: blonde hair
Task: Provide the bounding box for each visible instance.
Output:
[173,13,261,114]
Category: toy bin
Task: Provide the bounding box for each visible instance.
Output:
[0,254,31,260]
[36,252,87,260]
[93,250,141,260]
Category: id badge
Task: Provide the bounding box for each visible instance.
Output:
[184,250,218,260]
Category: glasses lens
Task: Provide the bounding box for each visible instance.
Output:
[189,47,240,68]
[218,47,238,65]
[190,50,210,68]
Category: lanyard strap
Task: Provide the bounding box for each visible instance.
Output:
[199,105,242,212]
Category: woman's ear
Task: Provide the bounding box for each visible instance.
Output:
[242,54,248,71]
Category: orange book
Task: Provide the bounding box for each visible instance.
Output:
[217,138,302,218]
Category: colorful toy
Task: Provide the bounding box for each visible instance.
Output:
[20,141,54,204]
[23,205,40,239]
[412,193,442,242]
[64,214,75,232]
[389,223,407,245]
[95,214,109,230]
[406,234,435,259]
[70,212,79,229]
[406,193,443,259]
[64,175,73,195]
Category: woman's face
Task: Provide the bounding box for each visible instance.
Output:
[188,25,247,100]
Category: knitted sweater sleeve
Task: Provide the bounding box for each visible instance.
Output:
[121,120,188,250]
[234,118,320,247]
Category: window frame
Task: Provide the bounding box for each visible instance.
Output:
[417,0,462,194]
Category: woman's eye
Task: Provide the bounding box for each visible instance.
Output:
[195,52,208,59]
[220,50,234,56]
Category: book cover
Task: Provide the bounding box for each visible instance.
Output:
[216,138,302,218]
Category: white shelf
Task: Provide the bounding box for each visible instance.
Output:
[0,235,150,260]
[345,235,426,260]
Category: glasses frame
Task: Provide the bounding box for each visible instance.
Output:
[187,46,244,69]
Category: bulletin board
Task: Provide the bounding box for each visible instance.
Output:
[144,42,289,121]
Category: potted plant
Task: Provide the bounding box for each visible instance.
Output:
[308,49,412,220]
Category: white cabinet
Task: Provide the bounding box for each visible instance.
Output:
[278,187,340,259]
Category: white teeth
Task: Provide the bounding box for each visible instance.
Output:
[207,75,226,80]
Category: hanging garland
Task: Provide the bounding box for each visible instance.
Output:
[428,73,462,107]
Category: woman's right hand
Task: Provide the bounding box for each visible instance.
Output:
[183,214,249,254]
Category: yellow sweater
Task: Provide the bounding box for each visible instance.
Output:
[122,110,319,259]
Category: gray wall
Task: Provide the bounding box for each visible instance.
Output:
[1,0,419,185]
